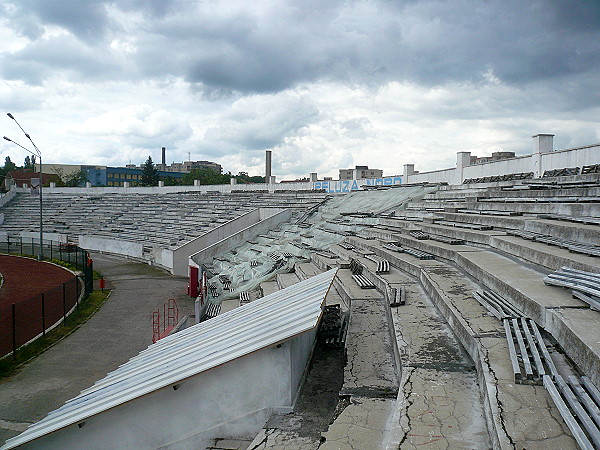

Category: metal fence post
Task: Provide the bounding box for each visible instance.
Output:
[75,276,80,304]
[41,293,46,336]
[63,282,67,325]
[19,237,22,255]
[50,240,53,260]
[11,303,16,360]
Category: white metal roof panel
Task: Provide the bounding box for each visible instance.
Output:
[2,269,337,449]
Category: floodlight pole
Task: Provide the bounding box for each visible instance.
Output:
[4,113,44,260]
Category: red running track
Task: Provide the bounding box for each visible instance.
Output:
[0,255,77,356]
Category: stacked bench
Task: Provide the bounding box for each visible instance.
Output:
[507,230,600,257]
[544,267,600,310]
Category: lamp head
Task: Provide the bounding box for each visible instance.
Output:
[3,136,11,142]
[7,113,14,119]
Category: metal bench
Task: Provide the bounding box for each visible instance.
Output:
[430,235,465,245]
[352,274,375,289]
[402,247,434,260]
[472,290,523,320]
[409,230,429,240]
[389,286,406,307]
[202,303,221,321]
[340,242,355,250]
[544,374,600,449]
[382,242,403,252]
[504,317,557,385]
[239,291,251,305]
[318,304,348,347]
[506,229,543,240]
[376,259,390,274]
[544,267,600,305]
[268,252,282,261]
[349,259,363,275]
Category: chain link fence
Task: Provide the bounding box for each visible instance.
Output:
[0,237,94,358]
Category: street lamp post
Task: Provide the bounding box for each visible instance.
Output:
[4,113,44,260]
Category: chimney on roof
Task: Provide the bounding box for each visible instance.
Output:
[265,150,272,179]
[532,134,554,153]
[162,147,166,166]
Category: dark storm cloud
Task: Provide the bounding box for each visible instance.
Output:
[3,0,111,43]
[2,34,120,83]
[2,0,600,97]
[200,93,320,154]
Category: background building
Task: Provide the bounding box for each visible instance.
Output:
[339,165,383,180]
[86,166,186,187]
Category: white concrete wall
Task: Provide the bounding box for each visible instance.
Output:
[540,145,600,173]
[403,143,600,185]
[0,189,17,207]
[79,235,143,258]
[170,209,261,276]
[24,340,303,449]
[190,209,292,269]
[289,328,318,405]
[19,231,67,244]
[462,155,532,179]
[42,181,318,195]
[405,168,457,185]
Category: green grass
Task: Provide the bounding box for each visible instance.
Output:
[0,288,111,379]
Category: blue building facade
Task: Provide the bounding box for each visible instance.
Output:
[83,166,185,187]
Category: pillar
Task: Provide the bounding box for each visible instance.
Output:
[456,152,471,184]
[532,134,554,178]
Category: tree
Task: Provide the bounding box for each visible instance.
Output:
[64,169,88,187]
[141,156,159,186]
[235,172,265,184]
[4,156,16,172]
[181,168,230,185]
[162,176,181,186]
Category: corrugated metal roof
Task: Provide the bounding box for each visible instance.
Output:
[3,269,337,449]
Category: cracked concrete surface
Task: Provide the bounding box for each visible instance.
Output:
[320,397,394,450]
[481,337,576,449]
[348,236,580,448]
[342,296,397,396]
[394,366,489,449]
[385,271,489,449]
[247,429,319,450]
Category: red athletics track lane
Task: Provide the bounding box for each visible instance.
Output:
[0,255,77,356]
[0,255,74,306]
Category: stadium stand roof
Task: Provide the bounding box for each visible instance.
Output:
[2,269,337,450]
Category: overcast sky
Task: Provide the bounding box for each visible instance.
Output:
[1,0,599,180]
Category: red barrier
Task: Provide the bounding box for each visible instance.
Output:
[189,265,199,298]
[152,299,179,343]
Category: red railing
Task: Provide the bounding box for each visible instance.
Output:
[152,298,179,343]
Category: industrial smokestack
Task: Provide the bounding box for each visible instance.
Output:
[265,150,272,179]
[161,147,166,166]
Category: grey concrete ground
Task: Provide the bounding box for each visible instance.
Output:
[0,253,190,445]
[385,271,490,449]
